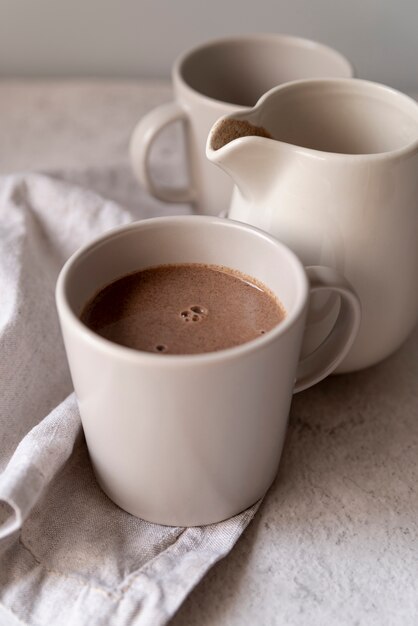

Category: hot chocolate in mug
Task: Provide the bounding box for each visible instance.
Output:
[130,34,353,216]
[56,216,360,526]
[207,79,418,372]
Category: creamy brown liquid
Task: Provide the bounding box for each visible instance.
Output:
[80,264,285,355]
[210,118,273,150]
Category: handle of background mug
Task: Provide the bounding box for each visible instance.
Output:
[129,102,196,204]
[294,266,361,393]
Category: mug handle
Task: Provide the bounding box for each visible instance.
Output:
[129,102,196,204]
[294,266,361,393]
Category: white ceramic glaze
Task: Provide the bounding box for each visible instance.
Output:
[130,34,353,216]
[56,216,360,526]
[207,79,418,372]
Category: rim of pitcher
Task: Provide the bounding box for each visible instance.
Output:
[207,78,418,161]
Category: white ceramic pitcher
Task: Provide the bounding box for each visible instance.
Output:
[207,79,418,372]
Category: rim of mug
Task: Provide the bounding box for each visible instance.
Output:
[173,33,354,109]
[209,77,418,160]
[56,216,309,367]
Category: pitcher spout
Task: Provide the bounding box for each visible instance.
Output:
[206,114,296,203]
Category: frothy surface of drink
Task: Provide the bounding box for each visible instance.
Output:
[80,264,285,355]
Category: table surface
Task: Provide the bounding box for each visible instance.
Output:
[1,79,417,626]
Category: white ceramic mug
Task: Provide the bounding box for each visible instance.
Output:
[56,216,360,526]
[130,34,353,216]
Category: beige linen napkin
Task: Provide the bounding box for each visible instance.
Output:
[0,173,259,626]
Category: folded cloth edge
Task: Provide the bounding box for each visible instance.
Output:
[0,394,80,543]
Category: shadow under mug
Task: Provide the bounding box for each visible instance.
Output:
[56,216,360,526]
[130,34,353,216]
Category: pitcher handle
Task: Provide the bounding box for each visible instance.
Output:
[294,266,361,393]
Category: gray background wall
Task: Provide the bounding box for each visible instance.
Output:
[0,0,417,93]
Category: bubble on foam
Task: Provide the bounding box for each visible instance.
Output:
[190,305,207,315]
[155,344,167,352]
[179,305,208,323]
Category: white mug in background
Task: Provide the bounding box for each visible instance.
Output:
[56,217,360,526]
[206,79,418,372]
[130,34,353,216]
